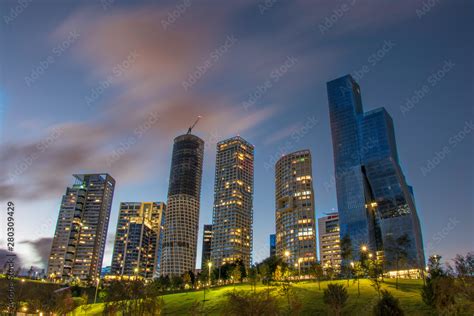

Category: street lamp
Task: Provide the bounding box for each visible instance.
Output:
[134,267,139,281]
[94,278,100,304]
[361,245,368,252]
[207,261,212,286]
[297,258,303,280]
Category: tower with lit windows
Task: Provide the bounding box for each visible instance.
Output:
[161,133,204,276]
[48,174,115,283]
[275,150,317,272]
[111,202,165,279]
[211,136,254,269]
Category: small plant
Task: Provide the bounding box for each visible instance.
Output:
[373,290,404,316]
[323,283,348,316]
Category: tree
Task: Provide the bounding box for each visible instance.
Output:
[340,235,353,285]
[310,261,324,290]
[171,275,184,290]
[373,290,405,316]
[368,257,384,298]
[422,255,459,315]
[449,252,474,301]
[248,265,259,293]
[385,234,410,290]
[231,266,241,289]
[183,272,192,288]
[323,283,348,316]
[352,262,364,296]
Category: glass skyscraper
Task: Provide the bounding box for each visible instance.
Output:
[327,75,425,272]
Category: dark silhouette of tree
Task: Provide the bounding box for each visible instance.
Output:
[323,283,348,316]
[310,261,324,290]
[222,290,279,316]
[373,290,405,316]
[385,233,410,289]
[340,235,353,285]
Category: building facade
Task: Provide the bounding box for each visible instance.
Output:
[318,212,341,272]
[111,202,165,279]
[48,174,115,283]
[201,224,213,270]
[327,74,425,272]
[211,136,254,269]
[269,234,276,257]
[275,150,317,271]
[161,134,204,276]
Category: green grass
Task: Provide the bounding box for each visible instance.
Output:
[70,278,472,315]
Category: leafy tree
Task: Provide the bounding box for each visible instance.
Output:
[231,266,242,289]
[310,261,324,290]
[171,275,184,290]
[449,252,474,301]
[248,265,259,292]
[368,257,384,298]
[373,290,405,316]
[340,235,353,285]
[183,272,192,288]
[323,283,348,316]
[385,234,410,289]
[352,262,364,296]
[422,255,459,315]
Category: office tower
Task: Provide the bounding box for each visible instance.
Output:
[48,174,115,283]
[201,224,213,270]
[111,202,165,279]
[327,75,425,273]
[275,150,317,271]
[161,133,204,276]
[318,212,341,272]
[269,234,276,257]
[211,136,254,269]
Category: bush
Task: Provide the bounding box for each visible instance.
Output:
[222,290,279,316]
[373,290,404,316]
[323,283,348,316]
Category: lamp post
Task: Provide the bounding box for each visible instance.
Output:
[134,267,139,281]
[207,261,212,286]
[297,258,303,280]
[94,278,100,304]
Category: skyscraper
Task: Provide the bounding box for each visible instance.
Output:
[327,74,425,272]
[318,212,341,272]
[269,234,276,257]
[201,224,213,270]
[275,150,317,271]
[48,174,115,283]
[211,136,254,269]
[161,133,204,276]
[111,202,165,279]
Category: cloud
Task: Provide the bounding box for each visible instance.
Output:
[19,237,53,268]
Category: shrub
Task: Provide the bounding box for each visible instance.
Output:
[323,283,348,316]
[222,290,278,316]
[373,290,404,316]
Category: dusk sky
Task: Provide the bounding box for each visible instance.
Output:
[0,0,472,270]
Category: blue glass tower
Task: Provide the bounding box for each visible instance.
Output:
[327,75,425,272]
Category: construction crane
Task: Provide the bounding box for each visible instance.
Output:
[187,115,202,134]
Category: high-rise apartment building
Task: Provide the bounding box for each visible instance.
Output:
[327,74,425,272]
[275,150,317,271]
[161,134,204,276]
[201,224,213,270]
[318,212,341,272]
[48,174,115,283]
[111,202,165,279]
[211,136,254,269]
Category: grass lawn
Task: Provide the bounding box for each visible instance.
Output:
[71,278,473,315]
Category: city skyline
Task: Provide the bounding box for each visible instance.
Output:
[0,0,472,273]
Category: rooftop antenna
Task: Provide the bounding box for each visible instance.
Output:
[187,115,202,134]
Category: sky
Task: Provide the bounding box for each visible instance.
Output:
[0,0,472,271]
